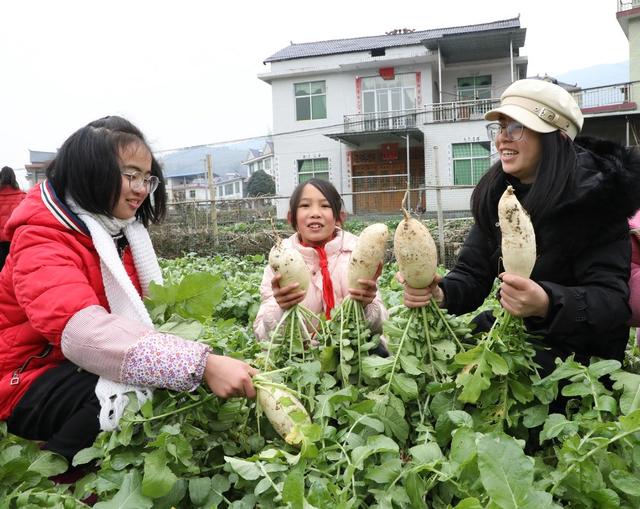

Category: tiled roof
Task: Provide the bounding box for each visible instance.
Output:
[264,17,521,63]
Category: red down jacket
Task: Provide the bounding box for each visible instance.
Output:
[0,181,141,420]
[0,185,26,242]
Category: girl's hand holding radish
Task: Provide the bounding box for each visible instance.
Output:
[398,272,444,308]
[204,354,258,399]
[498,273,549,318]
[349,262,382,306]
[271,273,306,310]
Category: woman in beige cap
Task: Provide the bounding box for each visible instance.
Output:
[402,78,640,377]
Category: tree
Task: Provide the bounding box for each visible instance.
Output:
[246,170,275,197]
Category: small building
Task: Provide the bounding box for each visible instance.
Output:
[215,172,245,201]
[25,150,56,188]
[242,140,275,178]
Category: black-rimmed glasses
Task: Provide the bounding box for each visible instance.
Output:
[121,171,160,194]
[486,122,525,143]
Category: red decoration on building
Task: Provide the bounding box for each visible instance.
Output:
[381,143,399,160]
[379,67,395,80]
[355,77,362,113]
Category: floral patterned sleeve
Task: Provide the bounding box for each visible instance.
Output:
[121,331,211,392]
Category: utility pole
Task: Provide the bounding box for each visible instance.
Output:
[206,154,219,248]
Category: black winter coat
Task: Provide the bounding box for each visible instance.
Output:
[441,136,640,373]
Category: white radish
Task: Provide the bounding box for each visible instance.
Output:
[256,385,311,446]
[269,239,310,292]
[498,185,536,278]
[394,208,437,288]
[347,223,389,289]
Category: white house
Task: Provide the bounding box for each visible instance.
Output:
[259,18,528,217]
[242,140,275,178]
[215,173,245,201]
[168,173,245,203]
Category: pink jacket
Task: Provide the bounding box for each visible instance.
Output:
[628,210,640,331]
[253,229,388,341]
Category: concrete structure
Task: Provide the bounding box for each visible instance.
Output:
[25,150,56,187]
[260,18,528,217]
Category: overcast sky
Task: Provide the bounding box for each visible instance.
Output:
[0,0,629,177]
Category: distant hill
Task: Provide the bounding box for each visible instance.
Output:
[159,138,267,179]
[554,61,629,89]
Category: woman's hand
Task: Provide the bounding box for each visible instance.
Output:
[499,273,549,318]
[204,354,258,399]
[398,272,444,308]
[271,273,306,310]
[349,263,382,307]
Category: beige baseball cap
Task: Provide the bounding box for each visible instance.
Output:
[485,79,584,140]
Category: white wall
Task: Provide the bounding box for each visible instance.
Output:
[422,119,494,213]
[439,58,526,101]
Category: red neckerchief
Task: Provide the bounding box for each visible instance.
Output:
[300,235,335,319]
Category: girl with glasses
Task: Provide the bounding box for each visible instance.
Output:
[401,79,640,379]
[0,116,257,469]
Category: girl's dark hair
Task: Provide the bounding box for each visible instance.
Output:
[289,178,343,229]
[471,131,576,234]
[46,116,166,226]
[0,166,19,189]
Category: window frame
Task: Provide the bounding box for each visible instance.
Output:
[361,73,416,113]
[297,158,330,183]
[457,75,492,101]
[451,141,491,185]
[294,80,327,121]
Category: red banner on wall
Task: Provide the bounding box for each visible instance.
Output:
[379,67,395,80]
[381,143,399,160]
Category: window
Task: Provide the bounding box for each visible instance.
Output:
[189,190,196,199]
[297,158,329,182]
[295,81,326,120]
[265,158,272,170]
[452,142,491,185]
[362,73,416,114]
[217,186,222,196]
[225,183,234,195]
[258,160,264,171]
[457,75,492,101]
[234,182,240,194]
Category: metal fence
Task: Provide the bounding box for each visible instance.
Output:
[572,82,635,110]
[154,186,474,267]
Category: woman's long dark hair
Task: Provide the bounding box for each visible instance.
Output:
[471,131,577,235]
[0,166,19,189]
[46,116,166,227]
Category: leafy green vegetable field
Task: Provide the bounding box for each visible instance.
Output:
[1,254,639,508]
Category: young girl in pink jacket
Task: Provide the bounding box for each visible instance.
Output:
[253,179,388,342]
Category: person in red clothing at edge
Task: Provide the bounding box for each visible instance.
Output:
[253,178,388,348]
[0,166,26,269]
[0,116,257,468]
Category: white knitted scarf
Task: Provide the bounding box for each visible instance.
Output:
[67,198,163,431]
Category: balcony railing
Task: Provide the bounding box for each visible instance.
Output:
[341,84,638,135]
[571,81,638,113]
[425,98,500,123]
[618,0,640,12]
[344,109,424,133]
[343,99,500,133]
